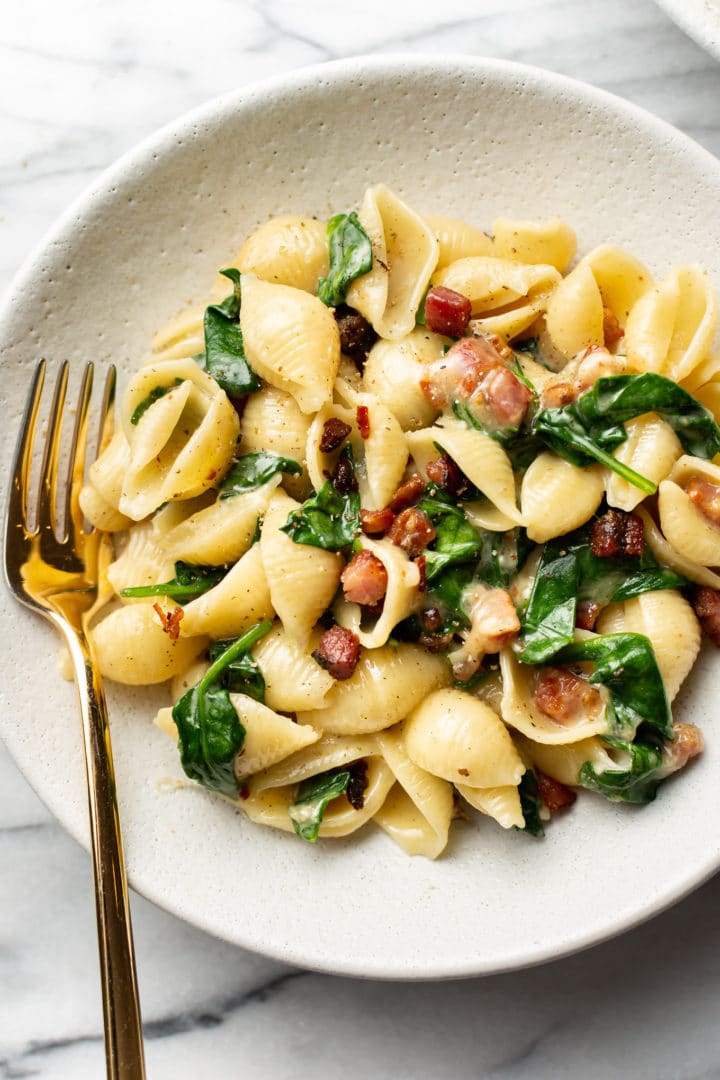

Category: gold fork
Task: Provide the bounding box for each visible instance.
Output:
[3,360,146,1079]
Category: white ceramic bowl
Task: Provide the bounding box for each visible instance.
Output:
[2,55,720,979]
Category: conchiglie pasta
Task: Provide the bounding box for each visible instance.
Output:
[235,215,329,293]
[92,602,208,685]
[158,477,280,565]
[605,415,682,512]
[118,357,240,520]
[596,590,700,702]
[521,453,604,542]
[240,273,340,413]
[625,265,718,385]
[434,256,561,340]
[516,734,618,787]
[346,183,439,340]
[637,505,720,589]
[251,624,335,712]
[362,328,446,430]
[404,688,525,789]
[456,784,525,830]
[334,536,420,649]
[424,213,494,269]
[499,648,609,744]
[230,694,320,778]
[239,385,311,500]
[106,521,176,598]
[151,305,205,361]
[657,456,720,568]
[297,644,451,736]
[492,217,577,273]
[180,543,274,640]
[428,420,522,523]
[79,429,133,532]
[260,491,342,643]
[373,727,454,859]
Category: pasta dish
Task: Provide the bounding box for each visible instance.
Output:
[78,184,720,857]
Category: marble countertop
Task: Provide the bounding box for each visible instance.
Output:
[3,1,720,1076]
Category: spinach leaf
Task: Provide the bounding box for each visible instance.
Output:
[535,373,720,493]
[516,769,545,837]
[208,638,265,703]
[317,212,373,307]
[130,379,183,425]
[203,268,260,398]
[426,563,475,630]
[519,552,579,664]
[219,451,303,499]
[281,448,360,550]
[417,492,484,582]
[172,621,272,796]
[579,731,664,804]
[518,524,687,664]
[554,632,672,741]
[288,768,351,842]
[120,561,228,603]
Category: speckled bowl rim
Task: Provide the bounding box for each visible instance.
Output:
[2,53,720,979]
[654,0,720,61]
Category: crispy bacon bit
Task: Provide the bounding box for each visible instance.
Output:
[153,602,183,643]
[692,585,720,647]
[239,785,250,800]
[388,473,426,513]
[320,417,352,453]
[334,304,377,368]
[360,506,394,536]
[424,285,472,337]
[540,380,577,410]
[602,307,625,348]
[687,475,720,528]
[419,337,503,408]
[416,554,427,592]
[313,625,361,680]
[590,509,644,558]
[356,404,371,439]
[419,631,455,653]
[469,364,533,429]
[449,586,520,681]
[346,759,369,810]
[533,667,604,725]
[330,452,358,494]
[341,549,388,606]
[662,722,704,774]
[420,607,443,632]
[576,599,602,631]
[388,507,436,557]
[536,771,577,813]
[426,453,472,498]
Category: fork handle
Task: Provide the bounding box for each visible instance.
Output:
[63,625,147,1079]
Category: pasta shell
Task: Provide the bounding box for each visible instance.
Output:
[334,536,420,649]
[260,491,342,643]
[456,784,525,830]
[252,624,335,712]
[180,543,274,640]
[374,726,454,859]
[240,273,340,414]
[424,213,493,269]
[362,328,445,431]
[239,385,311,499]
[298,644,451,736]
[492,217,577,273]
[431,420,522,524]
[92,602,207,685]
[158,478,280,565]
[404,687,524,788]
[605,415,682,512]
[230,694,320,778]
[236,215,329,293]
[346,184,439,340]
[521,453,604,542]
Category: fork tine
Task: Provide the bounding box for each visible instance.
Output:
[61,361,94,544]
[6,360,46,539]
[36,360,69,537]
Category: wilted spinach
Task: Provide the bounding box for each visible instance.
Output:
[219,451,303,498]
[317,212,373,307]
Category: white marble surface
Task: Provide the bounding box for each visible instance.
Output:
[2,1,720,1076]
